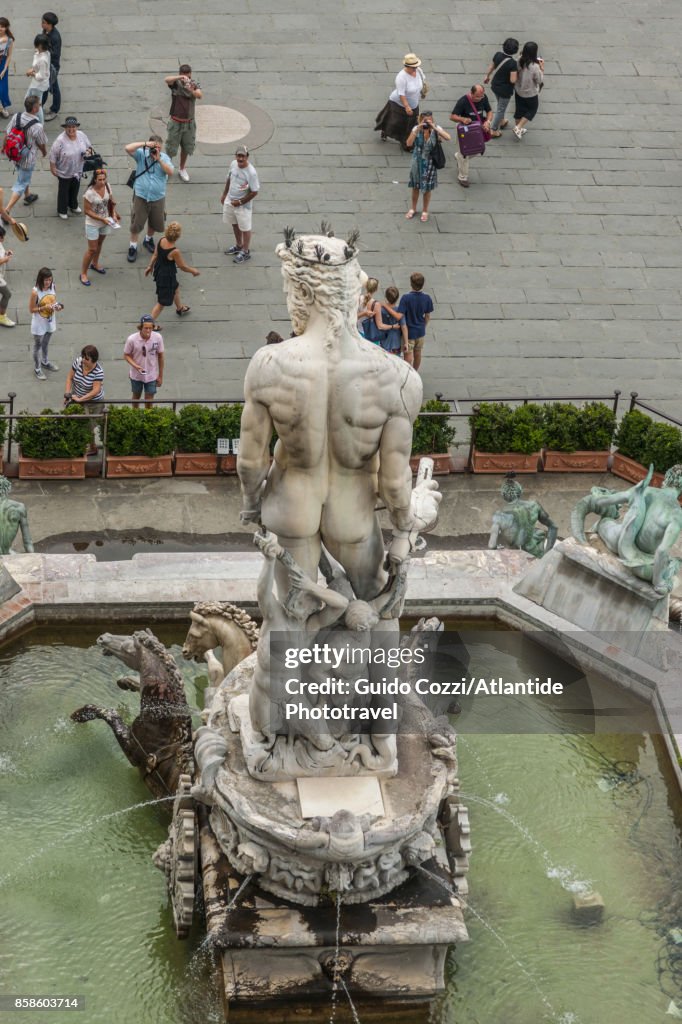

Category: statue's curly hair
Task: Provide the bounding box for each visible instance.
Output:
[663,463,682,490]
[276,234,365,346]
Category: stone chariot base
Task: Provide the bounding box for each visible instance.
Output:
[198,804,468,1018]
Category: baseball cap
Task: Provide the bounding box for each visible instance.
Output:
[235,145,249,157]
[138,314,155,325]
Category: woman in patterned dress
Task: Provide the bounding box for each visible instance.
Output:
[405,112,450,222]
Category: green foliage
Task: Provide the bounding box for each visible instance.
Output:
[470,403,514,453]
[542,401,615,452]
[0,414,6,448]
[510,403,544,454]
[411,399,456,455]
[642,422,682,474]
[13,406,91,459]
[471,403,542,454]
[615,410,654,463]
[213,403,243,441]
[542,402,581,452]
[577,402,616,451]
[176,404,218,453]
[106,406,176,457]
[615,410,682,472]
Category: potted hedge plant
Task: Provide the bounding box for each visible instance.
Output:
[611,410,682,486]
[410,398,456,475]
[542,401,615,472]
[106,406,176,478]
[174,403,228,475]
[13,406,92,480]
[470,402,543,473]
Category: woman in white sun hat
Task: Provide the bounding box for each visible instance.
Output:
[374,53,426,151]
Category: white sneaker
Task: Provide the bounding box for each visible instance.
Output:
[0,313,15,327]
[34,366,47,380]
[178,168,190,182]
[42,360,60,372]
[70,206,82,214]
[58,212,68,220]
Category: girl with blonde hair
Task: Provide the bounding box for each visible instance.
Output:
[145,220,200,319]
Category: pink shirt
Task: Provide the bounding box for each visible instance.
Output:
[124,330,164,382]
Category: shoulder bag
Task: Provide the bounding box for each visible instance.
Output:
[126,152,152,190]
[431,131,446,170]
[491,55,513,88]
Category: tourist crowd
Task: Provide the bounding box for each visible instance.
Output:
[0,16,546,418]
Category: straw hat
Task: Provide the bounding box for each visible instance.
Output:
[10,221,29,243]
[403,53,422,67]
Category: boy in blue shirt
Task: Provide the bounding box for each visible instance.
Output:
[398,272,433,372]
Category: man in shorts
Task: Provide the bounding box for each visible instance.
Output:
[123,315,164,409]
[164,64,202,182]
[397,272,433,373]
[3,96,47,218]
[124,135,173,263]
[220,145,259,264]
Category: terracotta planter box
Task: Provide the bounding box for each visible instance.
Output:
[542,450,610,472]
[174,453,238,475]
[471,449,540,473]
[106,454,173,478]
[611,452,664,488]
[18,454,87,480]
[410,453,452,476]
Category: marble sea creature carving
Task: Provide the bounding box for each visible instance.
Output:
[571,464,682,595]
[71,629,193,798]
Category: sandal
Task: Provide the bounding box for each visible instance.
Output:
[176,305,191,316]
[420,212,429,222]
[405,209,416,220]
[500,120,509,129]
[89,264,106,275]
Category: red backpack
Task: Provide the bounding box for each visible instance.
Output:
[3,115,39,164]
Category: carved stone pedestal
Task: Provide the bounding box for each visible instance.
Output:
[198,805,468,1020]
[514,537,670,668]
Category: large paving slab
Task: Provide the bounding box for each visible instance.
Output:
[0,0,680,419]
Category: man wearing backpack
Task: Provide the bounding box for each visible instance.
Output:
[2,96,47,220]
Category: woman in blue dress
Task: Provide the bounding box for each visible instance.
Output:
[0,18,14,117]
[405,111,450,222]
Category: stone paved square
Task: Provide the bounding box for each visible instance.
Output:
[0,0,679,417]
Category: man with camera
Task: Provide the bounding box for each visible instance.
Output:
[124,134,173,263]
[164,64,202,182]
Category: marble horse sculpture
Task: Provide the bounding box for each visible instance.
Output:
[571,464,682,595]
[71,629,193,799]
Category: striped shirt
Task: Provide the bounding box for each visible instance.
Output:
[71,356,104,402]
